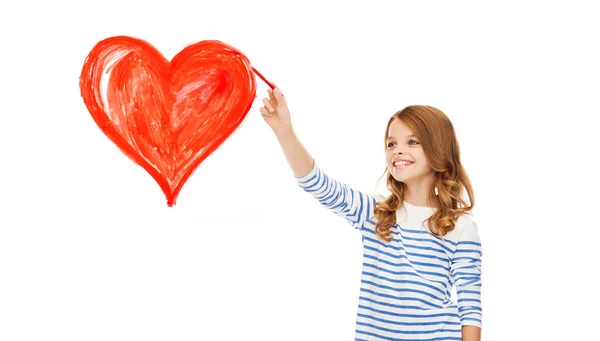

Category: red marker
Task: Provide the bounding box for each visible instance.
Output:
[251,66,275,89]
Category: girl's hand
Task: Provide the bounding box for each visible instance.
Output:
[260,87,292,135]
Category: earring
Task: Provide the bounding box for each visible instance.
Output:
[434,186,439,196]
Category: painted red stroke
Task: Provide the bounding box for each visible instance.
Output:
[80,36,256,206]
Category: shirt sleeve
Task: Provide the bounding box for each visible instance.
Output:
[295,158,376,231]
[450,219,483,328]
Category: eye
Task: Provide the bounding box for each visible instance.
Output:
[409,140,419,145]
[387,142,396,147]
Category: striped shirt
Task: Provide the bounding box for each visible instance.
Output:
[295,159,482,340]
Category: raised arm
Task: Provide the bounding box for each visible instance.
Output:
[294,158,376,231]
[260,87,313,178]
[260,87,376,231]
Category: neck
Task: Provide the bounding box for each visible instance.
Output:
[403,176,437,208]
[403,196,437,208]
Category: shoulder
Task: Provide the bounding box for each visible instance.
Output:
[445,213,480,241]
[457,213,479,232]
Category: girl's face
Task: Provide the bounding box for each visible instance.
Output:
[386,119,434,185]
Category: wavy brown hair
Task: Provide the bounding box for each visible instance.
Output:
[373,105,475,243]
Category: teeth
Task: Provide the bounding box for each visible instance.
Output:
[395,161,413,166]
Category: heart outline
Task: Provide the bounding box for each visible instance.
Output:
[80,36,256,206]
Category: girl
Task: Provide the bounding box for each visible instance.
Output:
[260,87,482,341]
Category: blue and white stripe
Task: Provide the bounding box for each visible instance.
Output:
[296,160,482,340]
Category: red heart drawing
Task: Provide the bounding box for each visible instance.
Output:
[80,36,256,206]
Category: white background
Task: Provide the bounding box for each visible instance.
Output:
[1,1,599,340]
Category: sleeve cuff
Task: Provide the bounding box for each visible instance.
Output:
[460,318,482,329]
[294,158,318,182]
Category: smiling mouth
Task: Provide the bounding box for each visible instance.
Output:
[393,161,414,167]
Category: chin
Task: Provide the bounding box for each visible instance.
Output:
[389,173,404,183]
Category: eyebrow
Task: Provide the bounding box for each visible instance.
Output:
[387,134,416,140]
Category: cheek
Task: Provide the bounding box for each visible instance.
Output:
[416,160,433,173]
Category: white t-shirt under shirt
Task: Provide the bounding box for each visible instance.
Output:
[295,159,482,340]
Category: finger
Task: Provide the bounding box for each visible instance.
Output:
[262,98,275,113]
[273,87,286,104]
[260,107,272,117]
[267,88,275,102]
